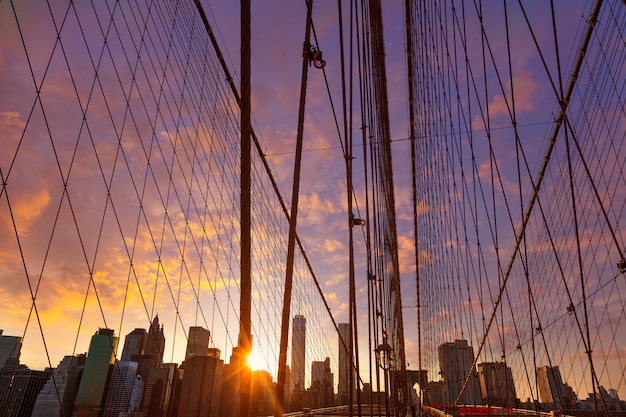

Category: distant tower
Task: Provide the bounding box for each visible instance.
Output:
[73,328,119,416]
[31,354,86,417]
[103,361,138,417]
[121,328,147,361]
[537,365,565,406]
[338,322,351,404]
[477,361,517,406]
[186,326,210,359]
[438,340,482,405]
[291,315,306,393]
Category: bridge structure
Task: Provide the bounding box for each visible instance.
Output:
[0,1,625,416]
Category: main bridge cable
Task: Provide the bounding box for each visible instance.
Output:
[275,0,314,413]
[193,0,362,392]
[455,0,606,405]
[240,0,252,415]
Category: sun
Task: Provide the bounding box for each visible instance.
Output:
[247,349,267,371]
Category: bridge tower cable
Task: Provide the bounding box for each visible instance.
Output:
[275,1,314,414]
[239,0,253,416]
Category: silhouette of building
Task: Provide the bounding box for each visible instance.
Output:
[121,328,147,362]
[103,361,138,417]
[562,382,578,408]
[0,357,52,417]
[438,340,482,405]
[129,316,165,379]
[338,322,352,405]
[177,346,222,417]
[73,328,119,417]
[291,315,306,393]
[166,367,184,417]
[477,361,516,407]
[186,326,210,359]
[251,370,275,416]
[537,366,565,407]
[142,363,179,417]
[220,346,246,417]
[0,330,22,370]
[145,315,166,367]
[311,357,333,407]
[31,354,86,417]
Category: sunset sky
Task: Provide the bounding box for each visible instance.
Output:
[1,0,625,402]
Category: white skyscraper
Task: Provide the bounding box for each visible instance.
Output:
[338,322,352,404]
[291,315,306,393]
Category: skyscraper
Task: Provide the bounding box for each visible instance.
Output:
[338,322,351,404]
[73,328,119,417]
[145,315,166,367]
[220,346,246,417]
[0,330,22,370]
[477,361,517,406]
[291,315,306,393]
[142,363,179,417]
[121,328,147,362]
[311,357,333,407]
[186,326,210,359]
[438,340,482,405]
[0,358,52,417]
[537,365,566,406]
[31,354,86,417]
[103,361,138,417]
[177,346,223,417]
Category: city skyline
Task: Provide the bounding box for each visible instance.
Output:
[4,325,623,416]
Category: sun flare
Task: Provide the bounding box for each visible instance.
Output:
[247,349,267,371]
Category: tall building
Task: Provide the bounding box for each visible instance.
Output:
[0,357,52,417]
[145,315,166,367]
[0,330,22,370]
[186,326,210,359]
[129,316,166,378]
[338,322,351,404]
[537,365,565,406]
[477,362,517,407]
[438,340,482,405]
[31,354,86,417]
[121,328,147,362]
[220,346,246,417]
[177,347,222,417]
[311,357,334,407]
[291,315,306,393]
[142,363,179,417]
[166,367,185,417]
[73,328,119,417]
[103,361,138,417]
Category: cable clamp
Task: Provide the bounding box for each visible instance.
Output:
[305,44,326,69]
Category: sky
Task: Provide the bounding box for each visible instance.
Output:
[1,0,625,403]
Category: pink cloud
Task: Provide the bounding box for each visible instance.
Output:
[472,69,540,129]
